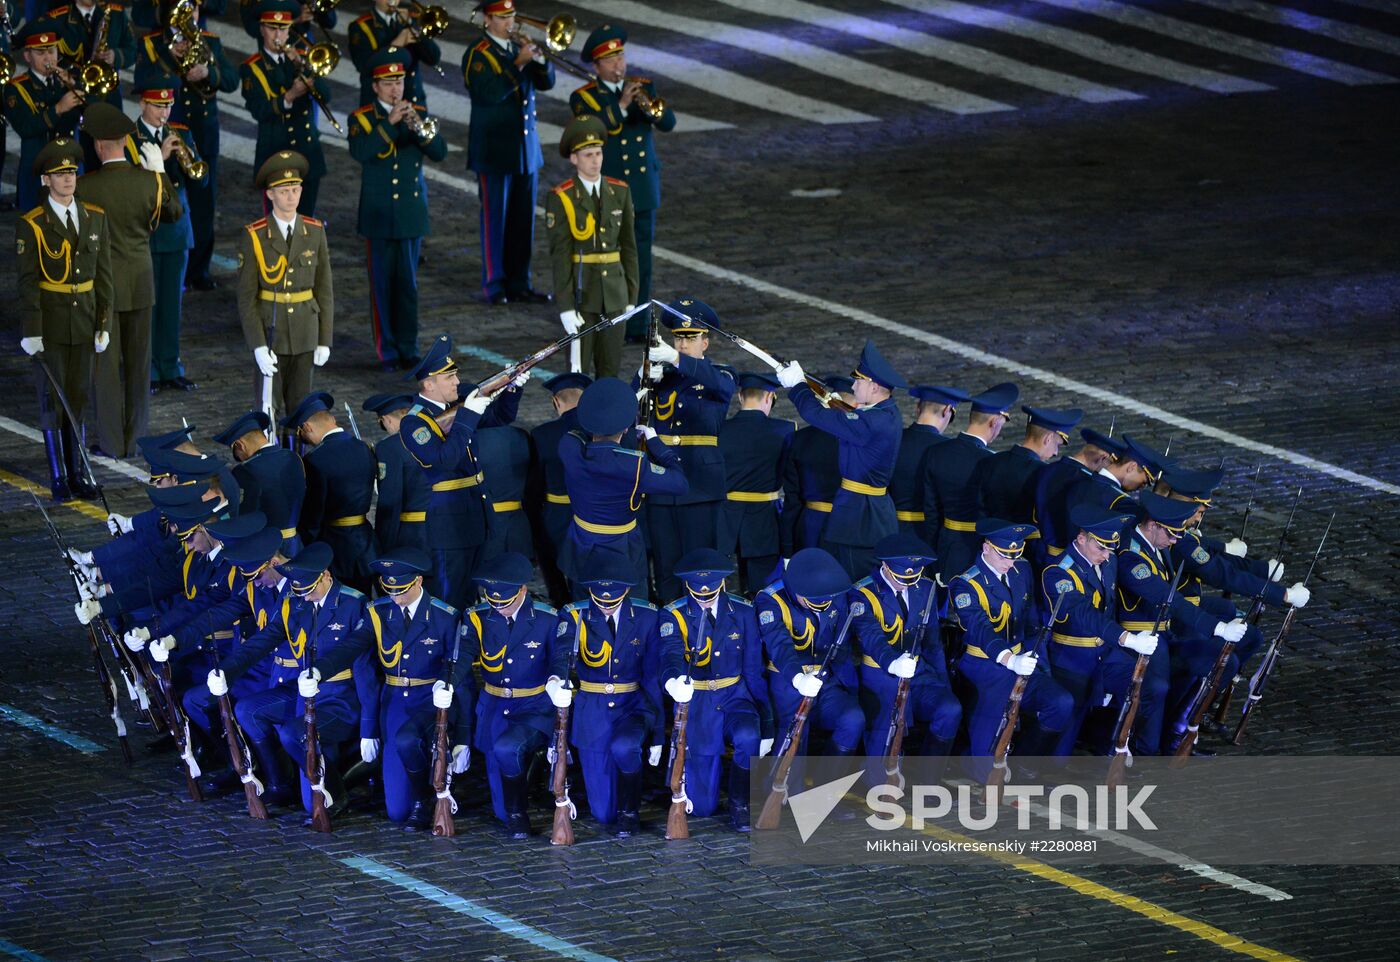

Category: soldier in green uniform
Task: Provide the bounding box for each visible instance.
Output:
[75,100,181,459]
[128,76,205,393]
[236,150,334,429]
[349,46,447,372]
[348,0,441,109]
[239,0,331,216]
[132,1,239,290]
[4,22,85,213]
[569,24,674,342]
[547,115,638,379]
[15,136,114,500]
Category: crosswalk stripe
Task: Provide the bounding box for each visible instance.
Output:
[713,0,1140,102]
[585,0,1014,114]
[1183,0,1400,58]
[886,0,1273,94]
[1031,0,1396,85]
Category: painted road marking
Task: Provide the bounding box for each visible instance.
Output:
[0,703,105,755]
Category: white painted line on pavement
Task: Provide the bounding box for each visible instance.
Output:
[713,0,1142,103]
[0,415,150,482]
[888,0,1274,94]
[1184,0,1400,58]
[586,0,1015,114]
[1031,0,1396,85]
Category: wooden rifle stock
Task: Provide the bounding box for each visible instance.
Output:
[205,610,268,819]
[883,584,937,788]
[1109,559,1185,786]
[303,633,331,833]
[986,590,1066,797]
[665,698,690,840]
[430,635,460,837]
[550,629,581,846]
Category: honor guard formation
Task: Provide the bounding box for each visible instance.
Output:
[6,0,1333,843]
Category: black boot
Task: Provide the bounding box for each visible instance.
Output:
[248,738,295,807]
[615,769,642,838]
[500,774,532,839]
[197,767,242,798]
[728,764,752,833]
[1011,725,1064,782]
[403,783,431,831]
[63,424,99,500]
[42,429,71,502]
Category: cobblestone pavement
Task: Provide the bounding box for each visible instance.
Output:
[3,1,1399,959]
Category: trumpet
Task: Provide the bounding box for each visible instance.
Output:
[276,37,343,134]
[403,106,439,143]
[164,126,209,181]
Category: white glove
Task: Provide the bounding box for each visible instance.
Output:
[636,424,658,441]
[94,331,110,353]
[1004,652,1038,677]
[253,346,279,378]
[450,744,471,774]
[107,513,134,536]
[664,676,694,704]
[313,345,330,367]
[75,599,101,625]
[20,336,44,356]
[360,738,380,764]
[648,744,662,767]
[431,680,454,710]
[759,738,774,758]
[123,627,151,652]
[559,310,582,335]
[1266,559,1284,582]
[1122,631,1159,656]
[298,668,321,699]
[646,362,665,381]
[792,672,823,698]
[148,635,174,663]
[68,547,95,567]
[888,653,918,679]
[1224,538,1248,558]
[207,669,228,698]
[462,389,491,415]
[1284,583,1311,608]
[649,343,680,367]
[775,360,805,389]
[138,141,165,172]
[546,676,573,709]
[509,369,532,390]
[1214,619,1247,643]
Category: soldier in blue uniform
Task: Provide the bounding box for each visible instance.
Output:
[128,76,204,393]
[852,534,962,771]
[350,46,448,372]
[398,334,525,610]
[639,299,736,600]
[558,376,688,598]
[348,0,442,108]
[462,0,554,305]
[1041,504,1164,757]
[132,2,237,291]
[892,385,969,543]
[557,551,662,835]
[1068,434,1172,555]
[5,23,85,213]
[283,391,376,593]
[239,0,331,216]
[478,420,534,563]
[950,519,1073,781]
[925,382,1019,583]
[757,548,862,766]
[656,550,771,831]
[457,552,566,837]
[362,392,428,554]
[570,23,675,339]
[1034,426,1121,561]
[213,409,306,554]
[776,340,906,580]
[526,371,590,606]
[317,548,468,827]
[717,372,794,594]
[975,405,1083,530]
[778,374,849,558]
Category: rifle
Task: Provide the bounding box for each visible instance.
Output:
[146,579,202,801]
[1238,464,1263,544]
[35,358,109,514]
[343,401,362,442]
[303,626,332,832]
[203,604,267,818]
[1231,512,1332,746]
[651,300,854,412]
[430,629,461,837]
[986,587,1067,796]
[883,584,937,789]
[549,616,581,846]
[1210,486,1301,736]
[636,304,660,429]
[665,603,701,841]
[1108,558,1186,788]
[34,493,132,763]
[756,602,865,831]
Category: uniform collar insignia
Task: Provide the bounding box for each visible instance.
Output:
[328,622,344,631]
[524,640,541,648]
[729,631,740,640]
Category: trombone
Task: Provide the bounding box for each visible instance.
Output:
[275,36,343,134]
[388,1,448,76]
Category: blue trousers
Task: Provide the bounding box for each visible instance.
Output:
[647,500,720,602]
[572,707,648,825]
[380,686,439,823]
[366,236,422,364]
[768,676,864,754]
[684,706,760,818]
[1051,645,1170,756]
[476,699,553,823]
[958,654,1073,782]
[859,666,963,757]
[476,171,537,298]
[431,545,484,613]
